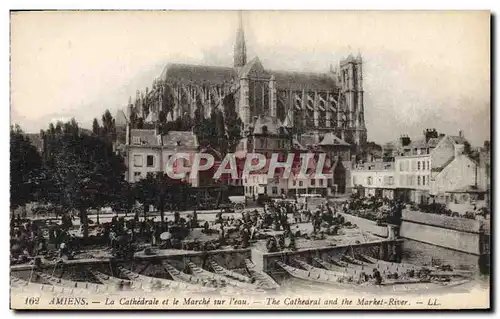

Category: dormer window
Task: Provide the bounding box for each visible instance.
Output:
[261,125,268,135]
[132,137,141,145]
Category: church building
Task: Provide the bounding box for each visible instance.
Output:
[120,12,367,154]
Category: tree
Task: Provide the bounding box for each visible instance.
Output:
[92,118,100,135]
[101,110,116,142]
[222,93,243,154]
[41,119,126,238]
[133,173,156,220]
[136,117,144,129]
[158,110,167,125]
[154,172,170,223]
[10,125,43,210]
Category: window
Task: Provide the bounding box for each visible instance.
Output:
[132,136,141,145]
[422,161,425,170]
[352,176,357,185]
[293,180,296,186]
[299,181,303,187]
[422,176,426,186]
[319,179,324,186]
[272,187,278,195]
[427,161,430,171]
[417,176,421,186]
[417,161,421,170]
[281,188,285,194]
[367,177,373,185]
[264,187,268,194]
[399,162,404,171]
[389,176,394,185]
[311,179,316,186]
[134,172,141,182]
[134,155,143,167]
[147,155,155,167]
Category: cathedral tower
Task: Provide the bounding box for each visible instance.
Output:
[234,11,247,68]
[340,53,367,153]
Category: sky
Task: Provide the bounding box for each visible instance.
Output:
[10,11,490,146]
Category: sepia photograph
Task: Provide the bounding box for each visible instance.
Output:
[9,10,491,310]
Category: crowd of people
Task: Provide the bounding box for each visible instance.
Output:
[10,197,356,263]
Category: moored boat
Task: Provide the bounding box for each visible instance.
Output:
[208,259,253,283]
[35,272,114,293]
[90,270,146,291]
[162,261,222,288]
[117,266,215,292]
[186,262,260,291]
[244,259,280,290]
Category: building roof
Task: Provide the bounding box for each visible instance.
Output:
[448,185,486,193]
[115,109,128,127]
[318,132,350,146]
[251,115,284,135]
[297,134,318,148]
[162,131,198,149]
[130,129,159,146]
[239,57,271,79]
[409,139,427,149]
[427,137,442,148]
[160,63,237,86]
[292,139,307,151]
[449,135,467,145]
[270,70,337,91]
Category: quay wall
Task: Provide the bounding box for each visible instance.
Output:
[400,210,489,256]
[338,212,388,237]
[10,248,252,279]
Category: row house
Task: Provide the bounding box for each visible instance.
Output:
[351,131,489,208]
[125,127,200,185]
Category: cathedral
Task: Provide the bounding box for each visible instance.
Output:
[121,12,367,153]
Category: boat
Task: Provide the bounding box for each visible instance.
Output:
[358,254,422,272]
[244,259,280,290]
[162,261,222,288]
[11,276,88,295]
[357,254,470,277]
[186,262,260,291]
[35,272,115,293]
[277,261,471,292]
[276,261,355,286]
[208,259,253,283]
[90,270,146,291]
[293,258,350,278]
[117,266,214,292]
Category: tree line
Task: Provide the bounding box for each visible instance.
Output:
[10,110,193,238]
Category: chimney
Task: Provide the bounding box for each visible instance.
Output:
[125,122,130,145]
[454,143,465,157]
[459,130,463,138]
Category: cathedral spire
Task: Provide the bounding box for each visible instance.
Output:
[234,11,247,68]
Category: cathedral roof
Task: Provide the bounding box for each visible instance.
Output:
[239,57,271,79]
[160,63,237,86]
[270,70,337,91]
